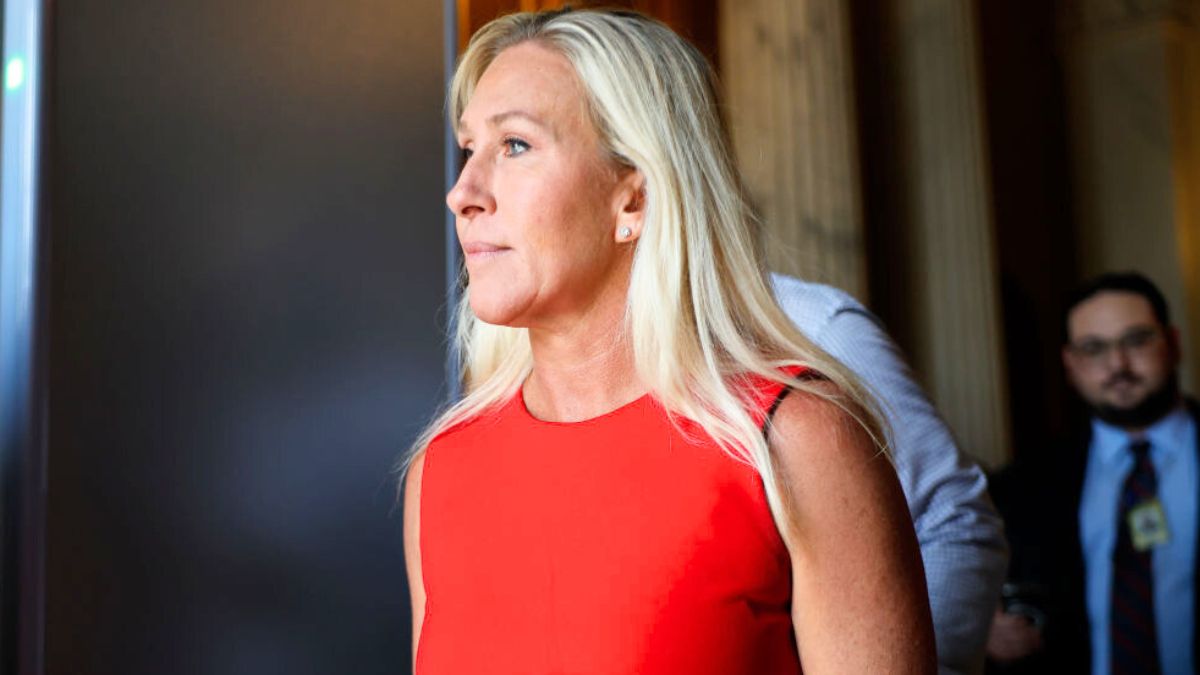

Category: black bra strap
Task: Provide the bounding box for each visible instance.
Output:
[763,387,793,435]
[762,370,825,437]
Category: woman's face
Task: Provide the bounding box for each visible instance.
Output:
[448,42,642,329]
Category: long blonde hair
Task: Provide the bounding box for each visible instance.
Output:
[406,8,885,535]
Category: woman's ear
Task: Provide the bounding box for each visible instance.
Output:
[614,170,646,243]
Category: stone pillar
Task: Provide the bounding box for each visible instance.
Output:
[1062,0,1200,391]
[719,0,868,300]
[1176,8,1200,387]
[719,0,1011,466]
[889,0,1012,468]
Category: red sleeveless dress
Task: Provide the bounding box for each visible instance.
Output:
[416,375,801,674]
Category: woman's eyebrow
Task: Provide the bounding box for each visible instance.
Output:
[485,109,559,140]
[456,109,560,141]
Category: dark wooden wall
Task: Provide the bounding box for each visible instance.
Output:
[976,0,1081,450]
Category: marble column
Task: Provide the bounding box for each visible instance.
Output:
[719,0,868,300]
[889,0,1012,468]
[1062,0,1200,391]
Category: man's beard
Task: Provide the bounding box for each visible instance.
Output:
[1091,371,1181,429]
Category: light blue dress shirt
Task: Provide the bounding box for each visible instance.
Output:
[771,274,1009,675]
[1079,405,1197,675]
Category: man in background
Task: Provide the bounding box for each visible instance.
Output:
[988,271,1196,674]
[772,273,1008,674]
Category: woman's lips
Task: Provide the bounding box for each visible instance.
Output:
[462,241,511,261]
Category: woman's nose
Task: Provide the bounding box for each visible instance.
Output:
[446,160,493,218]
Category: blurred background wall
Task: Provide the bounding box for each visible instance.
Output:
[462,0,1200,469]
[36,0,448,673]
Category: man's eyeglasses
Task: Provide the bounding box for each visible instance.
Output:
[1068,326,1163,364]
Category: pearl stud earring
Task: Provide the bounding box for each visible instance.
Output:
[618,227,632,240]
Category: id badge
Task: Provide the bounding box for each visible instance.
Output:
[1127,498,1170,551]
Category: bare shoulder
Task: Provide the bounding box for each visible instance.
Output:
[766,382,907,554]
[767,381,883,471]
[404,452,427,502]
[403,451,427,669]
[403,451,427,569]
[767,382,936,672]
[766,381,904,543]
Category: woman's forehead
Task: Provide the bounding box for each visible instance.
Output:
[459,43,588,134]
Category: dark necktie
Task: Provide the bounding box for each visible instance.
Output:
[1110,439,1162,675]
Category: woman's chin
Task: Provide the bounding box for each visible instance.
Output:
[467,289,529,327]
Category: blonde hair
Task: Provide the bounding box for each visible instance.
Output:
[406,8,885,536]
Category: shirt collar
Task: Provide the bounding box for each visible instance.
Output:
[1091,403,1193,467]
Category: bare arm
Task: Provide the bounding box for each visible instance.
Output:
[403,453,427,675]
[772,274,1008,673]
[816,305,1007,671]
[770,385,936,673]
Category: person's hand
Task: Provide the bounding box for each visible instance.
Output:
[986,607,1044,663]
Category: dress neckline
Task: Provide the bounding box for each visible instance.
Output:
[515,385,653,428]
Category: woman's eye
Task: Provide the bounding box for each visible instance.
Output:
[460,147,474,163]
[504,138,530,156]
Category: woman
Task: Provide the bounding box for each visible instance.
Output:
[403,8,934,673]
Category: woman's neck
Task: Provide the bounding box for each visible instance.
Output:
[522,304,645,423]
